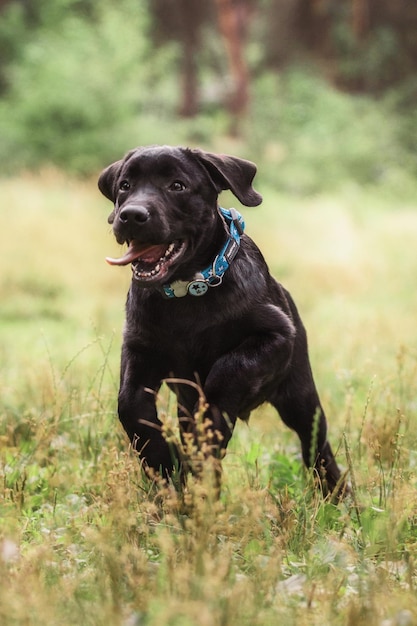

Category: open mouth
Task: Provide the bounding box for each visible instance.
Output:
[106,240,186,283]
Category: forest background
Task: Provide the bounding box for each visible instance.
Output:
[0,0,417,189]
[2,2,417,625]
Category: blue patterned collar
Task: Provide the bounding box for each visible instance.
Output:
[161,207,245,298]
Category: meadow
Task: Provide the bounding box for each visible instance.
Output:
[1,171,417,626]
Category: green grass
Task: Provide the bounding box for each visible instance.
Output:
[1,172,417,625]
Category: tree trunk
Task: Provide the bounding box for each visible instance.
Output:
[352,0,370,40]
[177,0,202,117]
[214,0,251,134]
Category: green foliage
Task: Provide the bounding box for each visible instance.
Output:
[247,69,416,195]
[0,2,27,92]
[0,0,181,174]
[332,21,403,91]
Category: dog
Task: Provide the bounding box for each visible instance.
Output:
[98,145,345,495]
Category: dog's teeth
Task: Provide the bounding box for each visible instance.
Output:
[131,241,184,282]
[163,243,175,259]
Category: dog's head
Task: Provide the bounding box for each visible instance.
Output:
[98,145,262,286]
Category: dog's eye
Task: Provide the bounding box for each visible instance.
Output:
[119,180,130,191]
[169,181,186,192]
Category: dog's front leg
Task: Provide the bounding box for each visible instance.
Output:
[118,349,179,479]
[201,329,294,455]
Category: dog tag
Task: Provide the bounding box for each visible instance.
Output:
[168,280,189,298]
[187,280,209,296]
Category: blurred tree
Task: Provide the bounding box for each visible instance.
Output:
[149,0,254,129]
[261,0,417,93]
[3,0,417,103]
[352,0,370,40]
[176,0,204,117]
[264,0,302,67]
[1,0,417,174]
[214,0,255,133]
[148,0,211,117]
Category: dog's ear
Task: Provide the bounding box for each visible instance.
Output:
[98,149,138,222]
[191,149,262,207]
[98,159,124,202]
[98,159,125,224]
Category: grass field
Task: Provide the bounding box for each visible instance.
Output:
[1,172,417,625]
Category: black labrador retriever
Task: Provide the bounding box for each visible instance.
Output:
[99,145,345,495]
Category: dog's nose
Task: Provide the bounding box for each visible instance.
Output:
[119,205,150,224]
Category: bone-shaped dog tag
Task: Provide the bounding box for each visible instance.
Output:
[168,280,189,297]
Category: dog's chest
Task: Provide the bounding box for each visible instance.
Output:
[128,293,246,364]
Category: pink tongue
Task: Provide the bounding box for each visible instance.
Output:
[106,242,166,266]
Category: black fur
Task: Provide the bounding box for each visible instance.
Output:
[99,145,345,495]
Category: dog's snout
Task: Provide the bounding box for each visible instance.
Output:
[119,205,150,225]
